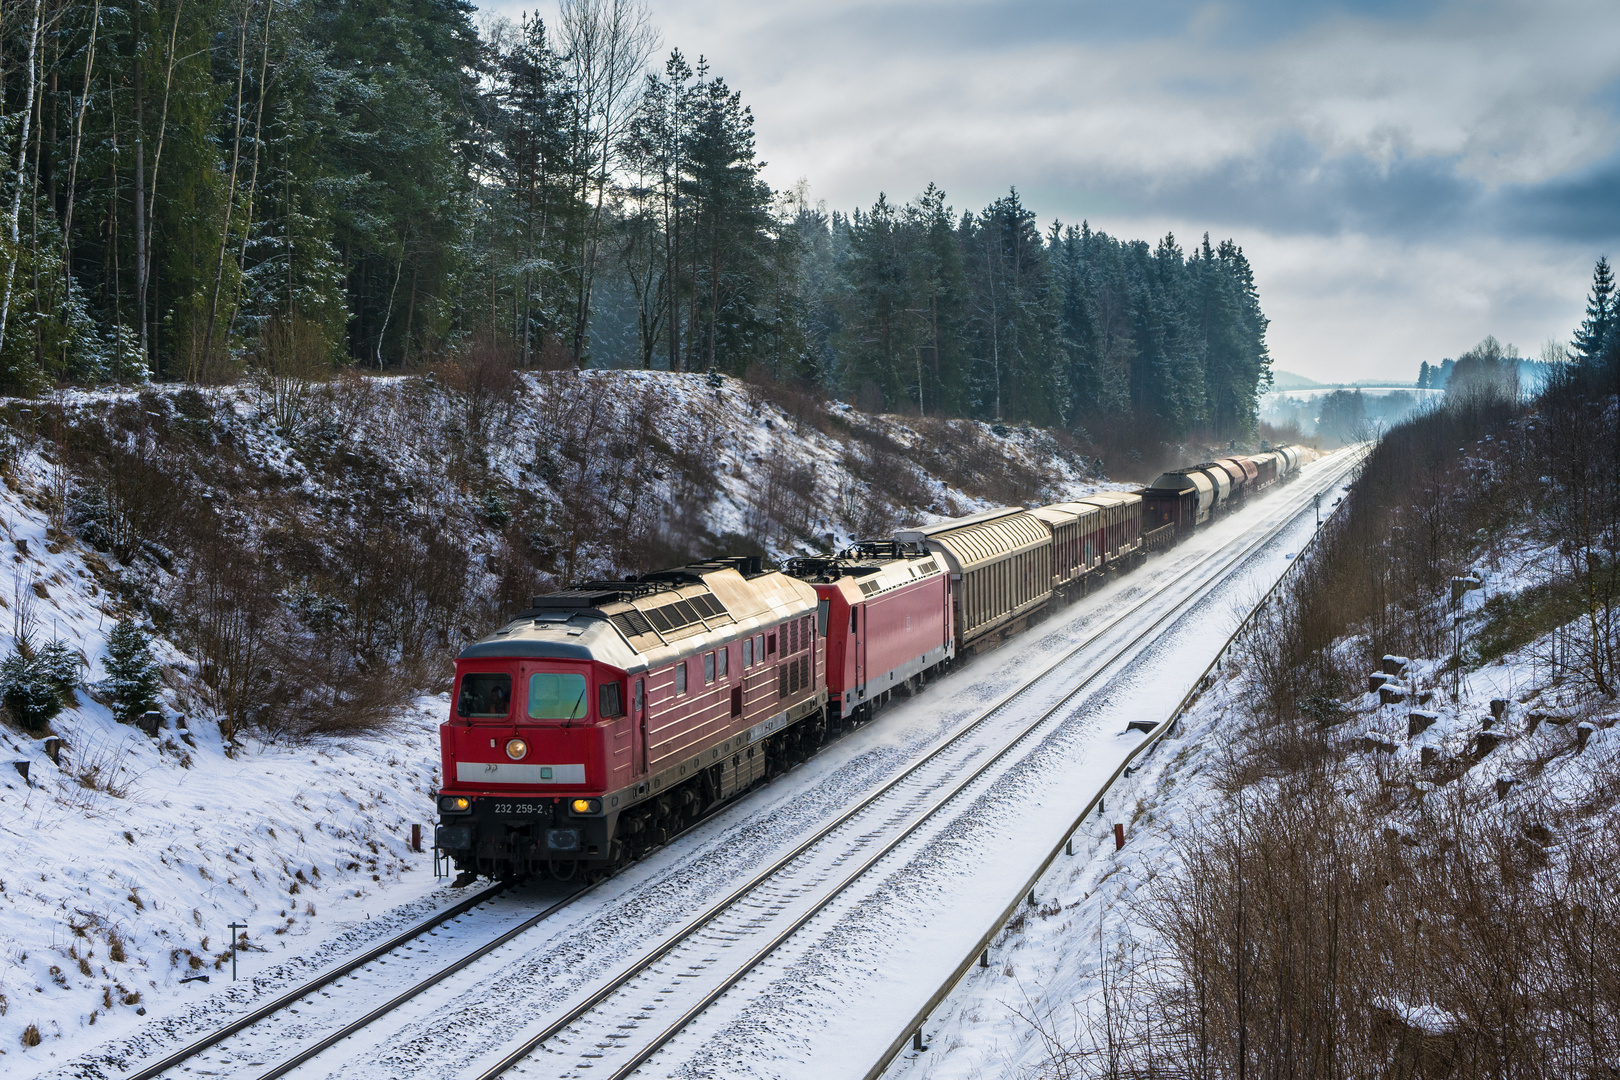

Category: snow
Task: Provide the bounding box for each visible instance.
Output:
[889,458,1620,1080]
[0,371,1112,1072]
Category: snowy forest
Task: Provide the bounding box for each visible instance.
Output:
[0,0,1272,445]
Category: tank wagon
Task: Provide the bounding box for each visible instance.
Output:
[435,447,1310,880]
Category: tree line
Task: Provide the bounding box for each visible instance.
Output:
[0,0,1272,444]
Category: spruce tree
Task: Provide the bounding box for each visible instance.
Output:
[104,616,161,725]
[1418,361,1431,389]
[1572,256,1615,365]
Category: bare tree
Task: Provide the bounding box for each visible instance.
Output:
[559,0,658,364]
[0,0,44,355]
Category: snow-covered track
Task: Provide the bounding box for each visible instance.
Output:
[463,452,1363,1080]
[112,880,601,1080]
[115,879,509,1080]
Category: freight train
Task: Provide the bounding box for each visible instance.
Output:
[433,447,1307,881]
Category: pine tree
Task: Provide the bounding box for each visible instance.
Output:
[104,616,160,724]
[1418,361,1431,389]
[0,641,79,732]
[1572,256,1614,365]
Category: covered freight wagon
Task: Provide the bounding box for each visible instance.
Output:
[895,508,1053,652]
[1031,501,1105,593]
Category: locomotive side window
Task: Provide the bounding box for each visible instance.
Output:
[527,673,588,720]
[743,637,753,667]
[634,679,645,712]
[704,652,716,684]
[717,647,728,679]
[756,633,765,658]
[458,673,512,718]
[851,608,858,633]
[599,682,625,718]
[676,662,688,695]
[768,632,777,655]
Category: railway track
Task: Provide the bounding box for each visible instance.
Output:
[462,450,1363,1080]
[111,451,1357,1080]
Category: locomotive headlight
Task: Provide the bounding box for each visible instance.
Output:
[439,796,470,813]
[505,738,528,760]
[570,798,601,815]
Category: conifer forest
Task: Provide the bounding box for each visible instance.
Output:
[0,0,1272,448]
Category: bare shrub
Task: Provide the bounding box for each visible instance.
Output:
[249,314,334,440]
[436,333,519,445]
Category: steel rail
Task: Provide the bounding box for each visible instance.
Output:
[117,879,511,1080]
[474,450,1361,1080]
[243,883,597,1080]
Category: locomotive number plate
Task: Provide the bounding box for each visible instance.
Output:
[491,803,543,815]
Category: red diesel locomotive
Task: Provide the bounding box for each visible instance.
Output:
[434,448,1308,880]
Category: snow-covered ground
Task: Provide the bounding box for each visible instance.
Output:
[893,481,1618,1079]
[0,371,1120,1072]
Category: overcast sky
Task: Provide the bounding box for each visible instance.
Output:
[481,0,1620,383]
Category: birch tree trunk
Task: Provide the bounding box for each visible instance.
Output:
[0,0,45,356]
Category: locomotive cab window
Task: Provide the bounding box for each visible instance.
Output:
[458,673,512,718]
[599,682,624,718]
[527,672,588,720]
[743,637,753,667]
[717,647,728,679]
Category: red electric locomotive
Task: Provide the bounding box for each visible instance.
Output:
[784,541,954,726]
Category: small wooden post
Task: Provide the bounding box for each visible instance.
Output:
[1114,823,1125,850]
[411,824,422,853]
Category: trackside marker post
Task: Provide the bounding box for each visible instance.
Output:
[1114,823,1125,850]
[229,922,247,980]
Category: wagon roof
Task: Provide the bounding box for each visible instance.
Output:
[897,511,1051,574]
[1030,501,1103,526]
[1149,471,1214,495]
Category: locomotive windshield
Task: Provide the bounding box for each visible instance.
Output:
[457,673,512,718]
[528,672,589,720]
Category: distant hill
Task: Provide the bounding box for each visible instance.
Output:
[1270,370,1325,390]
